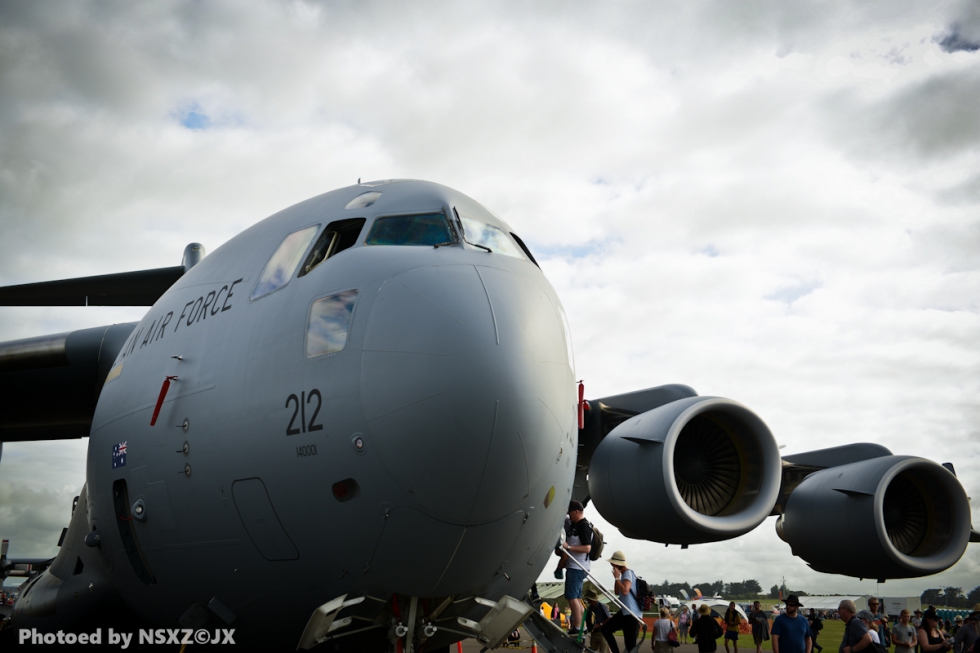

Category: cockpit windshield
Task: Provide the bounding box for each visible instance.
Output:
[457,213,526,260]
[364,213,454,247]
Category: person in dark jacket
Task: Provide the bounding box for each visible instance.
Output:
[839,600,872,653]
[751,601,771,653]
[691,604,724,653]
[808,609,825,653]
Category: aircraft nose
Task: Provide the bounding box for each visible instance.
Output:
[360,263,575,526]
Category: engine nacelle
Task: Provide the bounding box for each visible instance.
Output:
[777,455,972,579]
[587,396,782,544]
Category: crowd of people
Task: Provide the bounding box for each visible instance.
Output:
[707,598,980,653]
[833,598,980,653]
[547,502,980,653]
[546,588,980,653]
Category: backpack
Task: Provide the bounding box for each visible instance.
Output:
[634,576,653,598]
[712,618,724,639]
[812,618,823,632]
[630,575,654,611]
[588,522,605,561]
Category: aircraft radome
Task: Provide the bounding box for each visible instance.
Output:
[1,180,976,652]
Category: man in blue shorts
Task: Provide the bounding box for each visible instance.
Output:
[772,595,813,653]
[559,500,593,635]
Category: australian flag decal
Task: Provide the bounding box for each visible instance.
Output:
[112,441,128,469]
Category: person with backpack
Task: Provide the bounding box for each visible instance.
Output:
[691,604,725,653]
[558,500,593,636]
[809,608,824,653]
[600,550,642,653]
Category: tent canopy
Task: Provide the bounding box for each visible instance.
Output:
[775,596,868,612]
[681,600,748,621]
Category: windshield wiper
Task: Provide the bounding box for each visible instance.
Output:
[451,208,492,252]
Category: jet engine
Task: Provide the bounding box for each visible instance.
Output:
[777,455,972,579]
[587,396,782,544]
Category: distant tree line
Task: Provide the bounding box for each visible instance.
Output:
[643,581,980,605]
[920,586,980,609]
[647,579,765,599]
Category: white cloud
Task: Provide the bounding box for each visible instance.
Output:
[1,0,978,599]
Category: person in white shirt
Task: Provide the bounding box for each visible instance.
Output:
[858,612,881,645]
[654,607,678,653]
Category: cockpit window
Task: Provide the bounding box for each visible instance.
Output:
[251,225,319,301]
[365,212,454,247]
[457,213,526,260]
[307,290,359,357]
[299,218,366,277]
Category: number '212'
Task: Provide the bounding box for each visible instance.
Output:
[286,389,323,435]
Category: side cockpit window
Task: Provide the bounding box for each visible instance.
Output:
[365,212,455,247]
[509,232,539,267]
[457,212,527,260]
[299,218,366,277]
[251,225,319,301]
[307,290,359,357]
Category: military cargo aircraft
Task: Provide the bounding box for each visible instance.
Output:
[1,180,977,651]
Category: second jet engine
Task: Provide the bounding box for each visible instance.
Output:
[777,455,973,579]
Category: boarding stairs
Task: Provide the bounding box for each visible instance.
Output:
[294,554,645,652]
[520,554,648,653]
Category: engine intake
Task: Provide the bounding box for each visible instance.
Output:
[777,456,972,578]
[587,396,782,544]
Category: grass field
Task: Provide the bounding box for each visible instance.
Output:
[679,617,846,653]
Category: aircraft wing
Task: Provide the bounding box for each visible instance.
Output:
[0,266,185,306]
[0,244,204,442]
[0,324,137,442]
[576,384,977,581]
[0,539,53,580]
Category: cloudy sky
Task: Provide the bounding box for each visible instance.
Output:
[1,1,978,598]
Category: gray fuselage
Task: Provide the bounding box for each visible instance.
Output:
[81,181,577,642]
